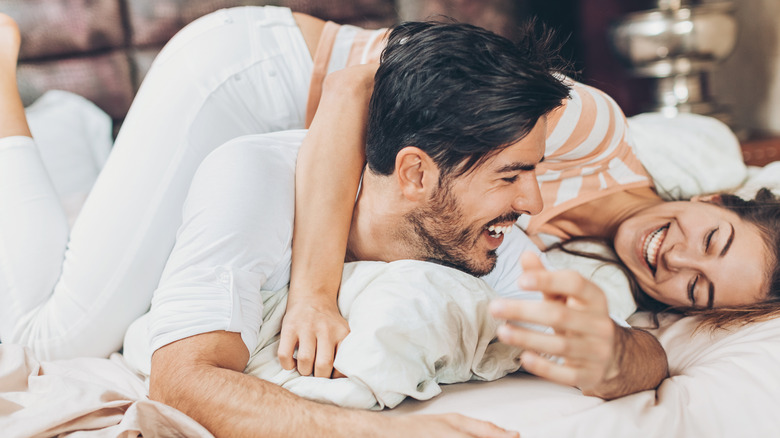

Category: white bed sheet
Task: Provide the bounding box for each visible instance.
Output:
[389,313,780,438]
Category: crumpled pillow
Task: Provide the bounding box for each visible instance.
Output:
[628,112,747,200]
[244,260,524,410]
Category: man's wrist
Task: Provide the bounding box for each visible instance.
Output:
[605,322,627,381]
[582,325,667,400]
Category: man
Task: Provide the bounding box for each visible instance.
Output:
[145,20,666,438]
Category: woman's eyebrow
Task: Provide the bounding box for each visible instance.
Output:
[719,223,735,257]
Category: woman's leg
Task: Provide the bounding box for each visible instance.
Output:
[0,14,71,347]
[0,6,313,359]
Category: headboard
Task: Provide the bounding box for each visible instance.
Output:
[6,0,397,128]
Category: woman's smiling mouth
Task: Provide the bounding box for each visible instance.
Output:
[643,224,669,272]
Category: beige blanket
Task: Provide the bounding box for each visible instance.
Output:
[0,344,211,438]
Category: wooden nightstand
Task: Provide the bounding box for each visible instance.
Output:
[741,136,780,167]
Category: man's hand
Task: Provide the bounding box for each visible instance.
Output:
[489,251,622,396]
[278,293,350,377]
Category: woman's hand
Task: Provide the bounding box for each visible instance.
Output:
[489,251,620,395]
[278,292,350,378]
[283,63,377,379]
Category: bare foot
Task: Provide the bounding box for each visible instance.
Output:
[0,13,30,138]
[0,13,21,73]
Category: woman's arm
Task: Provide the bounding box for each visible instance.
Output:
[278,64,377,378]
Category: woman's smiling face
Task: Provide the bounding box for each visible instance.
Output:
[613,199,769,308]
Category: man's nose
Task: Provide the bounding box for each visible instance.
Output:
[512,173,543,216]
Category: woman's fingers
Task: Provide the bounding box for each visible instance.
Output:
[278,302,350,377]
[294,334,316,376]
[277,327,298,371]
[313,333,339,378]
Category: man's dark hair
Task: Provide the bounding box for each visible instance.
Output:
[365,20,571,178]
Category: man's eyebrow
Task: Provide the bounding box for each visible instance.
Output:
[496,156,544,173]
[720,223,735,257]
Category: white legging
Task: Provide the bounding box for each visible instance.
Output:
[0,6,313,359]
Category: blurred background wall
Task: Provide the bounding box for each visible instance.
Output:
[5,0,779,139]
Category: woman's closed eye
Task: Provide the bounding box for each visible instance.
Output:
[688,274,700,306]
[704,227,718,252]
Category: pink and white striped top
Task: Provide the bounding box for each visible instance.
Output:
[306,24,652,240]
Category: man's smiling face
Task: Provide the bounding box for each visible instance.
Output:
[406,118,547,276]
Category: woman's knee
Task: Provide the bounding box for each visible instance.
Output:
[188,133,303,218]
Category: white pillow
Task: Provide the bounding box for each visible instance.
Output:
[628,112,747,200]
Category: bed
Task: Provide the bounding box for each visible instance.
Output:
[2,81,780,438]
[4,313,780,437]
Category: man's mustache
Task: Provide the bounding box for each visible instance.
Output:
[485,212,520,228]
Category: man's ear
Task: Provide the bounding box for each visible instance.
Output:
[395,146,439,202]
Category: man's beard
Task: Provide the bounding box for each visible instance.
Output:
[404,179,516,277]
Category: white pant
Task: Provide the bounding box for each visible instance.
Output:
[0,6,313,359]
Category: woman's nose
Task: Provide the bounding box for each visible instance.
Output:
[663,243,702,272]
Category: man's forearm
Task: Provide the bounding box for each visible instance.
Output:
[150,331,517,438]
[583,326,668,400]
[152,361,378,438]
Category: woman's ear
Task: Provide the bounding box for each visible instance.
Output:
[395,146,438,202]
[692,193,723,204]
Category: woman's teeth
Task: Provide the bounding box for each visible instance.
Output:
[643,225,669,270]
[487,225,513,238]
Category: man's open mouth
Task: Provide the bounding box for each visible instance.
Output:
[486,224,513,239]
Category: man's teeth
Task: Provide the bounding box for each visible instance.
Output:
[487,225,513,238]
[643,225,669,270]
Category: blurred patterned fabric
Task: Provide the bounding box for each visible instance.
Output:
[397,0,522,41]
[2,0,520,127]
[3,0,396,126]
